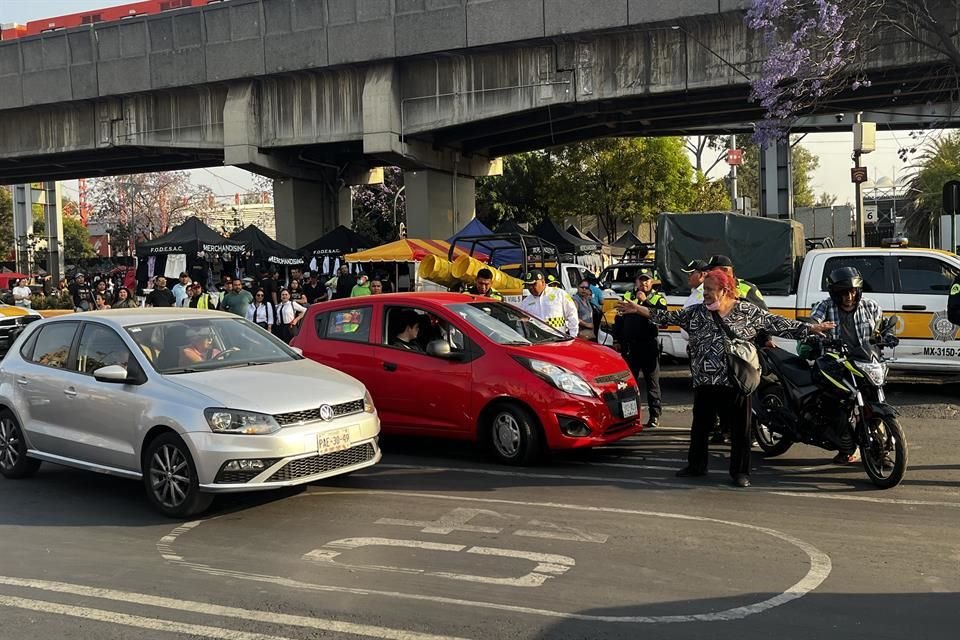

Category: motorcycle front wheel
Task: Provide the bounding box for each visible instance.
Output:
[861,414,907,489]
[752,386,793,457]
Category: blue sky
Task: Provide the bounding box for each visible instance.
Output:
[1,0,916,206]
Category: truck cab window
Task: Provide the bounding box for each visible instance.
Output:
[897,256,959,294]
[822,257,892,293]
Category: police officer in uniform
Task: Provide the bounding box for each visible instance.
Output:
[949,272,960,326]
[613,269,667,429]
[467,268,503,300]
[519,270,579,337]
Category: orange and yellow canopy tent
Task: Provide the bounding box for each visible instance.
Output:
[344,238,487,263]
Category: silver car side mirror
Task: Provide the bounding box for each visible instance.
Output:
[93,364,130,383]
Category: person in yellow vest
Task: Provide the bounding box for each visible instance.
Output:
[186,282,217,310]
[519,270,578,337]
[466,268,503,300]
[614,269,667,429]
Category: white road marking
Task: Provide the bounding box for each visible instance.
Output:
[157,490,832,624]
[376,507,509,534]
[375,463,957,503]
[0,593,301,640]
[303,537,574,587]
[0,575,470,640]
[374,463,677,488]
[514,520,609,544]
[769,491,960,508]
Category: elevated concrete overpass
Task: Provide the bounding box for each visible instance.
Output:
[0,0,956,244]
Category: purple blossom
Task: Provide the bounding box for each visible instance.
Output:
[747,0,866,144]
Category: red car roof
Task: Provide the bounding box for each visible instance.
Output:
[323,292,488,306]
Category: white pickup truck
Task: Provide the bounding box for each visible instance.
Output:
[653,247,960,373]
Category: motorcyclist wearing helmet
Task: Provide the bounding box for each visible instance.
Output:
[810,267,897,363]
[809,267,898,464]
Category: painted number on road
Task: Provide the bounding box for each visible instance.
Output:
[376,507,608,543]
[303,537,575,587]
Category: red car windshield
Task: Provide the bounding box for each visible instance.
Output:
[449,302,569,345]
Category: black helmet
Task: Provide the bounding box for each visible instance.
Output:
[827,267,863,306]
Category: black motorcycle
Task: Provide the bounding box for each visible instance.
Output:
[751,319,907,489]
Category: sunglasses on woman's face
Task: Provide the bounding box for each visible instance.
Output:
[256,293,264,297]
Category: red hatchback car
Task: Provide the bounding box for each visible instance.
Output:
[291,293,643,464]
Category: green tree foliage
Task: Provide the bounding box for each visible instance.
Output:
[904,132,960,244]
[733,136,821,210]
[0,186,14,260]
[476,152,553,228]
[689,171,733,211]
[548,137,696,241]
[32,204,96,260]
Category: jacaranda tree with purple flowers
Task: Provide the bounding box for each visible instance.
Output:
[747,0,960,144]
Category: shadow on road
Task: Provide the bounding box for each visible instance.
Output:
[529,592,959,640]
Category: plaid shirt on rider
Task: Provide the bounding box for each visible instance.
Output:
[809,297,884,361]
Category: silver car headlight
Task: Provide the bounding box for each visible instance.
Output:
[363,389,376,414]
[204,408,281,435]
[516,357,595,397]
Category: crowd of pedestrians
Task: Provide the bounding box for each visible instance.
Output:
[0,263,399,345]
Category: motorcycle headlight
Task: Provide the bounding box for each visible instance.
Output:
[514,357,595,397]
[857,361,887,388]
[363,389,376,414]
[204,408,281,435]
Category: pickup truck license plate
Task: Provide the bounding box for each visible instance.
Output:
[621,399,638,418]
[318,427,352,455]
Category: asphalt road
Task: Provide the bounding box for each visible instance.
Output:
[1,381,958,640]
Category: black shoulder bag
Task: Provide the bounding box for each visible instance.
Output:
[711,311,762,395]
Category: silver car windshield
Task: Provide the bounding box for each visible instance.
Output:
[449,302,567,345]
[125,318,299,374]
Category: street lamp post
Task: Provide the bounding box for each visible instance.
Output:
[392,185,406,238]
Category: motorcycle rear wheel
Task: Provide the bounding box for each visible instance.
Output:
[752,386,794,457]
[861,414,907,489]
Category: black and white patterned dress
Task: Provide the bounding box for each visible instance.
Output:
[652,301,811,389]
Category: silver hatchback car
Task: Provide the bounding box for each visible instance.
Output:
[0,309,381,517]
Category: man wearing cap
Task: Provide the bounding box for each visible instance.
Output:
[186,282,217,310]
[614,269,667,429]
[171,272,191,308]
[467,268,502,300]
[69,273,95,312]
[707,255,767,310]
[681,259,709,309]
[519,270,579,337]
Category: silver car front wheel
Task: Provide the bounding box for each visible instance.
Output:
[143,433,212,518]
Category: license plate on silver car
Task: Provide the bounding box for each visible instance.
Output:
[621,399,638,418]
[318,427,352,455]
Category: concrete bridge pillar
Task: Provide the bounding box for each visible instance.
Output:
[759,140,794,218]
[404,170,476,239]
[273,179,352,250]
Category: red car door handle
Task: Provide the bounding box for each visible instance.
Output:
[383,362,397,372]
